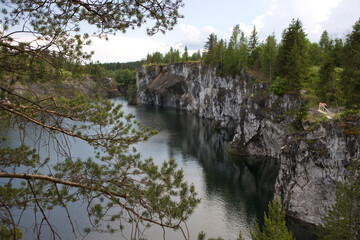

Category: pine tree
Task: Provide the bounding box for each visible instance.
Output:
[319,30,331,56]
[308,42,323,66]
[182,45,189,62]
[249,25,260,69]
[204,33,218,65]
[318,164,360,240]
[261,34,278,82]
[275,19,310,92]
[250,196,294,240]
[0,1,201,239]
[341,18,360,111]
[215,39,226,75]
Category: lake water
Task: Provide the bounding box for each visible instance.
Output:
[1,97,316,240]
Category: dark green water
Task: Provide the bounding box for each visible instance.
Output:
[1,97,317,239]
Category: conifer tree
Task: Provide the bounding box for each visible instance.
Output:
[318,164,360,240]
[319,30,331,56]
[261,35,278,82]
[308,42,323,66]
[248,26,261,69]
[182,46,189,62]
[250,196,293,240]
[0,1,201,239]
[341,18,360,111]
[204,33,218,65]
[215,39,226,75]
[275,19,310,92]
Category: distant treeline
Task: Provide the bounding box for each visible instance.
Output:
[100,61,143,71]
[144,46,202,64]
[83,61,141,101]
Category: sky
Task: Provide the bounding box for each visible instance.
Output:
[85,0,360,63]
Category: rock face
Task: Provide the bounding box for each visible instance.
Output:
[276,117,360,225]
[136,63,360,226]
[14,76,119,99]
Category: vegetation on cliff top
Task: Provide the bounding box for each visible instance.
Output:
[0,0,359,239]
[143,18,360,115]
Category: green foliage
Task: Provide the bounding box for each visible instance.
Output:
[250,196,294,240]
[197,232,224,240]
[270,77,288,96]
[293,100,309,131]
[126,83,137,101]
[261,35,278,82]
[146,51,165,64]
[319,30,331,55]
[308,42,323,66]
[203,25,252,76]
[86,61,105,78]
[318,164,360,240]
[198,231,206,240]
[182,46,189,62]
[115,68,136,86]
[341,18,360,111]
[100,61,143,71]
[248,26,262,70]
[145,46,196,65]
[317,57,344,106]
[190,50,202,61]
[204,33,218,65]
[275,19,310,92]
[237,231,246,240]
[0,0,203,238]
[0,225,22,240]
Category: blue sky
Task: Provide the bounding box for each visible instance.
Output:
[86,0,360,63]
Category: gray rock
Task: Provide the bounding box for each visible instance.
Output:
[136,63,360,226]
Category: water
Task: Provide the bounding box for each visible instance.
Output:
[0,97,316,240]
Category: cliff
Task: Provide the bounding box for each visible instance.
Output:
[13,76,119,99]
[136,63,360,226]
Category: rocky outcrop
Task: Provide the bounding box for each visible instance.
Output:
[136,63,360,226]
[14,76,119,99]
[276,117,360,224]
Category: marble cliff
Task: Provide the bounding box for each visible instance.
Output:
[136,62,360,225]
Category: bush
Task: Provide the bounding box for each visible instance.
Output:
[250,196,294,240]
[270,77,289,96]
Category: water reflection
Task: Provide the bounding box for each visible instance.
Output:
[2,97,303,240]
[126,101,281,239]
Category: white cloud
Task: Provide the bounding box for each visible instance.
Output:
[180,23,217,49]
[322,0,360,38]
[180,23,201,45]
[252,15,265,30]
[222,15,265,41]
[82,0,360,62]
[253,0,354,42]
[86,35,181,63]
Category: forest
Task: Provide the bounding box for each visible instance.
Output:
[141,18,360,115]
[0,0,359,239]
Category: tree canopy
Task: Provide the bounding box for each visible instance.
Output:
[0,0,202,239]
[250,196,293,240]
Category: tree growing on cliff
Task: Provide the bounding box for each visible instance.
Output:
[250,196,293,240]
[261,34,278,82]
[341,18,360,112]
[0,0,201,239]
[318,164,360,240]
[248,26,262,70]
[204,33,218,66]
